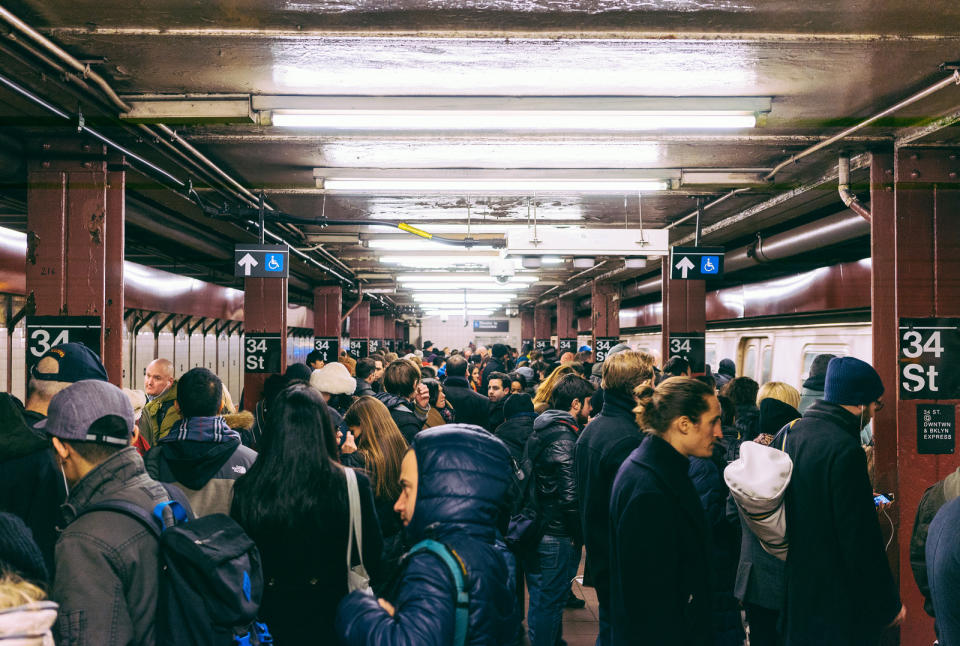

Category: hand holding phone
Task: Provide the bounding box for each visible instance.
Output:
[874,492,895,508]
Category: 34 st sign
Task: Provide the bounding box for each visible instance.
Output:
[899,318,960,400]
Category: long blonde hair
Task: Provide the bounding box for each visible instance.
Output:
[757,381,801,409]
[344,396,408,501]
[534,364,580,405]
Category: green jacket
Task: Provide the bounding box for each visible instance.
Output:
[139,382,180,447]
[910,466,960,616]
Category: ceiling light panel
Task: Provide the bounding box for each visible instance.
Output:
[379,256,523,269]
[397,273,538,283]
[401,282,529,291]
[322,177,669,194]
[367,239,497,251]
[318,141,661,168]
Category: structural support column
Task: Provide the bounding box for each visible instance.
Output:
[661,256,706,374]
[370,314,384,355]
[350,300,371,358]
[556,298,577,355]
[26,139,124,385]
[878,147,960,645]
[534,304,552,350]
[520,309,535,351]
[592,282,621,362]
[313,285,341,364]
[243,276,287,410]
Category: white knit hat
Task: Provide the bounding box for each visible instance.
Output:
[309,362,355,395]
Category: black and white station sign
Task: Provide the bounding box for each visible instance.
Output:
[899,318,960,399]
[668,332,706,374]
[26,316,102,371]
[244,333,283,374]
[313,337,339,363]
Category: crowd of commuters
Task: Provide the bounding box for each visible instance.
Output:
[0,336,957,646]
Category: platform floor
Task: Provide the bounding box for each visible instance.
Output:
[520,549,600,646]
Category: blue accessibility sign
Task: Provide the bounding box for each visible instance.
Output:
[700,256,720,275]
[265,253,285,272]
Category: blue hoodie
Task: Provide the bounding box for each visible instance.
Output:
[336,424,519,646]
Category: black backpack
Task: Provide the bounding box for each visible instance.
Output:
[80,489,271,646]
[504,427,567,553]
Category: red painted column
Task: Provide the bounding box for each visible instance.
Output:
[592,282,620,361]
[661,256,706,373]
[883,147,960,645]
[520,309,535,350]
[103,164,125,386]
[370,314,385,354]
[313,285,341,363]
[26,139,123,383]
[351,300,371,357]
[243,277,287,410]
[556,298,577,354]
[534,304,552,350]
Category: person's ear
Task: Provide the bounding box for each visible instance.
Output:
[51,437,69,461]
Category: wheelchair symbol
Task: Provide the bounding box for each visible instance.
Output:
[700,256,719,274]
[265,253,284,272]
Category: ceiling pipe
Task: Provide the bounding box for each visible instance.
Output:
[0,3,360,290]
[765,69,960,181]
[837,155,871,221]
[341,286,364,325]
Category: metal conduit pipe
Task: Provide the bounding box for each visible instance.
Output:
[0,4,359,289]
[341,286,365,325]
[617,210,871,299]
[837,155,871,221]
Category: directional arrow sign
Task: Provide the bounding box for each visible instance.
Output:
[237,253,258,276]
[669,246,725,281]
[675,256,695,278]
[234,244,289,278]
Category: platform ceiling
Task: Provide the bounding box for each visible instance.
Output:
[1,0,960,311]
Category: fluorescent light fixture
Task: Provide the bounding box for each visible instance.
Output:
[367,239,496,251]
[395,224,582,234]
[424,310,496,316]
[366,205,584,222]
[573,257,596,269]
[542,257,564,265]
[413,293,516,303]
[397,274,538,283]
[379,256,523,269]
[402,282,529,291]
[268,96,768,131]
[277,111,756,131]
[317,141,660,168]
[320,177,669,194]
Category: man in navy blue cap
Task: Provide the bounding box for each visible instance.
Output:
[0,342,108,575]
[780,357,904,645]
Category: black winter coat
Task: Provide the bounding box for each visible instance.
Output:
[375,392,426,444]
[494,413,535,463]
[443,376,490,428]
[355,378,376,398]
[485,398,506,434]
[573,390,642,604]
[336,425,519,646]
[782,400,900,645]
[529,410,581,541]
[610,434,713,646]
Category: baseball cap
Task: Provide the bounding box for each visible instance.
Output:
[31,342,108,383]
[35,380,134,446]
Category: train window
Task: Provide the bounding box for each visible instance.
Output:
[801,346,848,383]
[705,344,718,372]
[738,336,771,382]
[761,344,773,384]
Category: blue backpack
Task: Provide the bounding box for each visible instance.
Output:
[80,487,271,646]
[404,539,470,646]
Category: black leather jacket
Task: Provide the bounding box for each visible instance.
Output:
[529,410,582,542]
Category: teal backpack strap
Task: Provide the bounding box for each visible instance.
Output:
[409,539,469,646]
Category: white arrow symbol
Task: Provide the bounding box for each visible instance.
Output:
[675,256,695,278]
[238,253,259,276]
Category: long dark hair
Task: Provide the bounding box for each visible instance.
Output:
[231,383,345,531]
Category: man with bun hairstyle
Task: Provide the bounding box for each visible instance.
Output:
[781,356,903,645]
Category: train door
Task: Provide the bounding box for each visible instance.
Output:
[738,336,773,384]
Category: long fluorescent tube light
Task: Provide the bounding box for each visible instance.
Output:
[380,256,522,268]
[403,282,529,291]
[413,295,516,304]
[322,177,668,193]
[397,274,538,283]
[368,239,496,251]
[424,310,496,316]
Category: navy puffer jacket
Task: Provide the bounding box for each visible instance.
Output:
[336,424,520,646]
